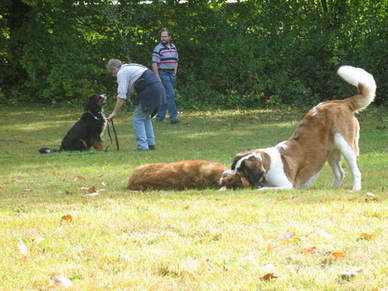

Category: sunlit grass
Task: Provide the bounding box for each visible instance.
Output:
[0,104,387,290]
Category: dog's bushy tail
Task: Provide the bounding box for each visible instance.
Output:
[337,65,376,112]
[39,147,59,154]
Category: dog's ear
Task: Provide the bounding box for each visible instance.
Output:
[83,97,92,111]
[231,158,239,171]
[231,152,250,170]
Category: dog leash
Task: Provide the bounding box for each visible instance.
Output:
[107,120,120,151]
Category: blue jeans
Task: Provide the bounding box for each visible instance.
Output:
[157,71,177,121]
[132,104,155,150]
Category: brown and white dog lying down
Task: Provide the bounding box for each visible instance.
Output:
[231,66,376,191]
[127,160,251,191]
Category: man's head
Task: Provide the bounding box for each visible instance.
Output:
[106,59,122,77]
[160,28,171,45]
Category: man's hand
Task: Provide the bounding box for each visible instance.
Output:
[107,112,116,121]
[109,97,125,120]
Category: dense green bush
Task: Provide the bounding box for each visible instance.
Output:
[1,0,386,108]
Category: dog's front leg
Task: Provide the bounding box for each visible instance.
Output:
[92,140,108,151]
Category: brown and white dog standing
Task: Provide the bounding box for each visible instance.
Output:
[128,160,250,191]
[231,66,376,191]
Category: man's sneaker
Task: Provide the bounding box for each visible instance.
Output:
[135,147,148,151]
[170,119,180,124]
[149,145,156,150]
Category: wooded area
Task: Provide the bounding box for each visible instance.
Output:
[0,0,386,108]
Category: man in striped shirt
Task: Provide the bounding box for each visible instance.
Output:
[152,28,179,124]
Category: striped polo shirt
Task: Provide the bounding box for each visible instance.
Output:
[152,43,179,71]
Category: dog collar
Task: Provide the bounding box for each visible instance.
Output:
[87,111,102,120]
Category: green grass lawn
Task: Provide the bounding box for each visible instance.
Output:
[0,104,387,290]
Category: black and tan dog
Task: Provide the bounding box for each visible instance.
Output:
[39,94,108,153]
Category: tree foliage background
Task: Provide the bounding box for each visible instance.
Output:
[0,0,386,108]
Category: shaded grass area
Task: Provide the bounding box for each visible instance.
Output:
[0,104,387,290]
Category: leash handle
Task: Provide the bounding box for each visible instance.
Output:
[106,121,113,145]
[110,120,120,151]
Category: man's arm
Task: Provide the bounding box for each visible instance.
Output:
[175,46,179,75]
[108,98,126,120]
[152,63,160,80]
[174,63,178,75]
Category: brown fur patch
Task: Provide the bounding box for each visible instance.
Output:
[219,172,252,189]
[128,160,246,191]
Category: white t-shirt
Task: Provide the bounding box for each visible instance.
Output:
[117,64,148,100]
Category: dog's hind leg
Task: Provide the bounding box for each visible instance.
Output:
[335,133,361,191]
[300,171,321,188]
[328,150,345,188]
[72,139,88,151]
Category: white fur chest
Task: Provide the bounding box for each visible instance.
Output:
[262,145,293,188]
[100,109,108,138]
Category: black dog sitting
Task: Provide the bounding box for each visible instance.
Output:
[39,94,108,153]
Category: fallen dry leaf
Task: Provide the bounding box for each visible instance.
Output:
[260,273,278,281]
[48,275,72,288]
[331,251,345,259]
[360,233,375,240]
[340,267,363,280]
[180,258,200,275]
[320,258,331,268]
[316,229,333,240]
[365,192,378,201]
[321,251,346,267]
[34,235,45,244]
[80,185,97,193]
[278,232,301,243]
[55,226,63,233]
[17,241,28,256]
[61,214,73,222]
[87,186,96,193]
[278,232,295,241]
[302,246,317,254]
